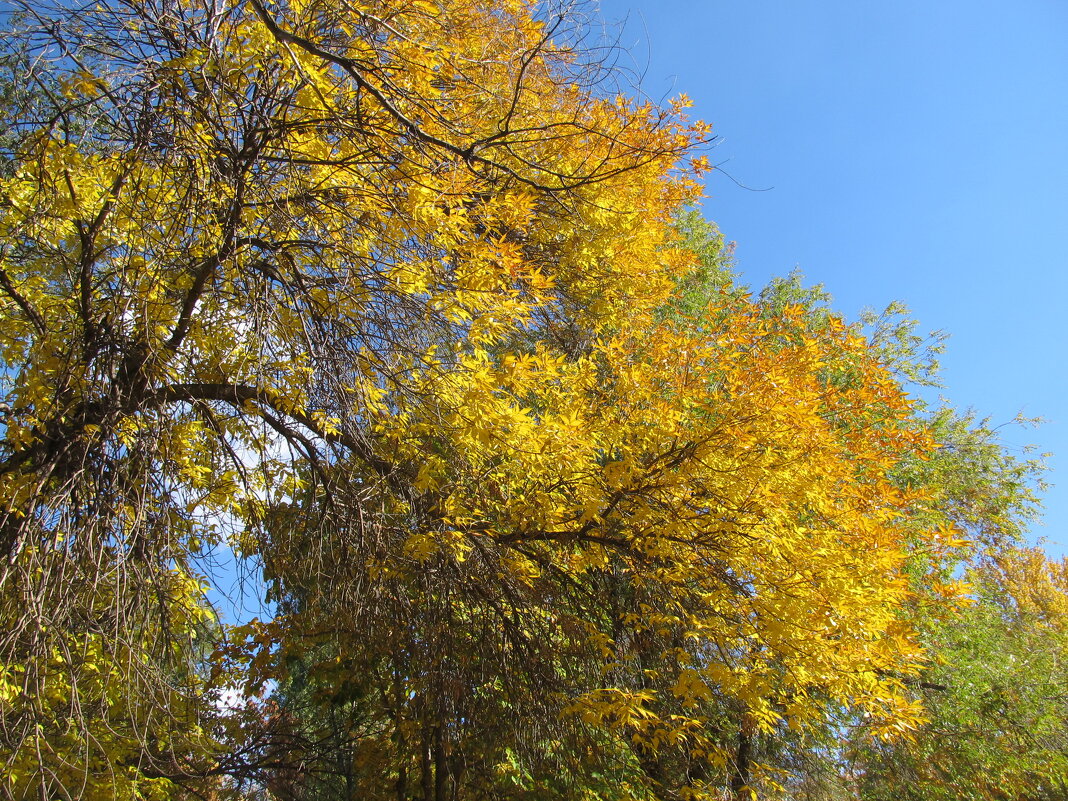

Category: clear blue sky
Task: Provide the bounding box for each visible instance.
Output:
[596,0,1068,555]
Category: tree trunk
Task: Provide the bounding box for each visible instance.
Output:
[421,725,433,801]
[729,729,752,801]
[433,724,447,801]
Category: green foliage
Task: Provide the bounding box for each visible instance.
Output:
[662,207,740,319]
[853,550,1068,801]
[858,301,947,390]
[919,410,1049,551]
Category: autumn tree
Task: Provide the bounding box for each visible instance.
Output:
[249,214,969,801]
[708,273,1052,800]
[0,0,705,794]
[606,225,1052,800]
[0,0,972,799]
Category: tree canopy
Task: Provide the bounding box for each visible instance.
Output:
[0,1,1054,799]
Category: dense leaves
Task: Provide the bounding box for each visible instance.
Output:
[0,1,1054,799]
[852,549,1068,801]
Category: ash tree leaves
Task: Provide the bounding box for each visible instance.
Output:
[0,0,1051,800]
[0,0,709,794]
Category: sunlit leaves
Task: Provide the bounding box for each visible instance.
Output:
[0,0,976,797]
[853,548,1068,801]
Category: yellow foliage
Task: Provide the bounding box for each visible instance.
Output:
[0,0,956,795]
[0,557,223,799]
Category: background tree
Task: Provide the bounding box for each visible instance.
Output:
[852,548,1068,801]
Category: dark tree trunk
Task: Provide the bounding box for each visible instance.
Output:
[433,724,447,801]
[730,729,752,801]
[421,725,433,801]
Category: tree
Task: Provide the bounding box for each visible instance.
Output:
[715,273,1052,801]
[852,548,1068,801]
[252,216,959,800]
[0,0,705,793]
[0,1,967,798]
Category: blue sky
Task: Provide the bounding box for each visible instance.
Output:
[596,0,1068,555]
